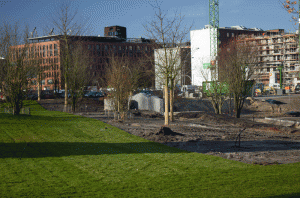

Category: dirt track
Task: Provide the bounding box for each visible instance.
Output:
[37,98,300,165]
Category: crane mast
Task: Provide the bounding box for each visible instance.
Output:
[209,0,219,79]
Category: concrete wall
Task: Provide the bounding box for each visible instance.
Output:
[131,93,164,114]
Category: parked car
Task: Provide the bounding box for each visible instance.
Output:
[85,91,104,98]
[26,90,38,100]
[41,90,55,99]
[58,91,71,98]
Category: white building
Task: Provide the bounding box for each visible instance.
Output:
[190,25,264,87]
[190,27,218,86]
[154,47,191,90]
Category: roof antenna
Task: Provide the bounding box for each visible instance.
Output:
[49,28,54,35]
[30,27,36,38]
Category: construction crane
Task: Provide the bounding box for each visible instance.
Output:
[209,0,219,80]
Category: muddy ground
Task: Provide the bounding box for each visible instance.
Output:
[37,97,300,165]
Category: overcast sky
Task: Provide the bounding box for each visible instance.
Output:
[0,0,297,40]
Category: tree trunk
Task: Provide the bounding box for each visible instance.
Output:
[170,79,174,122]
[14,99,21,115]
[234,94,241,118]
[37,74,41,101]
[164,83,169,126]
[218,97,223,115]
[64,82,68,105]
[211,98,219,114]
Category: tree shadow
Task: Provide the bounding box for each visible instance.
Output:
[1,139,299,159]
[164,140,300,153]
[0,141,190,159]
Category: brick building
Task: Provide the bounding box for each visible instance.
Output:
[11,26,155,91]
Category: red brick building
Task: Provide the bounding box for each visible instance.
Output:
[11,26,154,91]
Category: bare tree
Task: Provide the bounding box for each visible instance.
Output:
[218,37,259,118]
[282,0,299,27]
[201,59,228,114]
[0,22,37,115]
[106,51,146,119]
[48,2,89,110]
[144,5,192,125]
[67,41,91,112]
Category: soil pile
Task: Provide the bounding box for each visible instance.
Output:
[143,127,185,143]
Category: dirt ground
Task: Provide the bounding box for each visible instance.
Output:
[37,97,300,165]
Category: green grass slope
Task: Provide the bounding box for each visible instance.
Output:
[0,101,299,197]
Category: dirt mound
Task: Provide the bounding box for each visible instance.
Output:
[143,127,185,143]
[156,127,185,136]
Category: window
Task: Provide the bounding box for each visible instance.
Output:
[129,46,132,50]
[291,66,295,70]
[54,44,58,56]
[227,33,229,37]
[43,45,45,57]
[88,45,91,50]
[119,46,122,50]
[232,33,234,37]
[105,45,108,51]
[274,46,280,53]
[96,45,99,50]
[49,44,53,56]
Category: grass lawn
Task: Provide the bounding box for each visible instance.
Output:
[0,100,299,197]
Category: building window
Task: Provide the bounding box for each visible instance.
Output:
[105,45,108,51]
[129,46,132,50]
[43,45,45,57]
[54,44,58,56]
[49,44,53,56]
[88,45,91,50]
[232,33,234,37]
[96,45,99,50]
[227,33,229,37]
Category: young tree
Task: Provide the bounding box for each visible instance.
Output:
[106,51,146,119]
[218,38,259,118]
[144,5,192,125]
[0,22,36,115]
[48,2,89,110]
[67,41,91,112]
[201,59,228,115]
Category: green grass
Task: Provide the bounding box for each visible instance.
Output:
[0,100,299,197]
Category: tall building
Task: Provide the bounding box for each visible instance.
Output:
[10,26,154,91]
[190,25,264,86]
[253,29,300,87]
